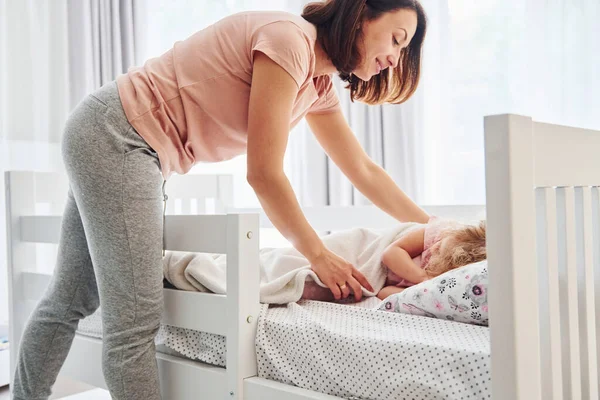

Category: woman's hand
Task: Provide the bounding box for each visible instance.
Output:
[309,248,374,301]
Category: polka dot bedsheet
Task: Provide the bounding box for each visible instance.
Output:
[77,297,491,399]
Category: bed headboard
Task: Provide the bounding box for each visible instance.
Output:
[484,114,600,400]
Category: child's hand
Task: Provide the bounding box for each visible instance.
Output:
[377,286,405,300]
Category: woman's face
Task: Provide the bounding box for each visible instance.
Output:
[353,8,418,81]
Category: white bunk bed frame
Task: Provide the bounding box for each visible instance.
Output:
[5,114,600,399]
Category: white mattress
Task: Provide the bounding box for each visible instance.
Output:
[257,298,491,400]
[78,297,491,399]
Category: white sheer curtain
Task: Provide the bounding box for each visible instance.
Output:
[289,76,428,206]
[67,0,147,109]
[523,0,600,128]
[424,0,600,205]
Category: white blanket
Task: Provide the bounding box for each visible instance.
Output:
[163,223,418,304]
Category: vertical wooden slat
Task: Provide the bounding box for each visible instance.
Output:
[592,187,600,398]
[190,199,198,215]
[582,186,599,399]
[536,188,554,400]
[565,187,582,400]
[205,198,216,214]
[544,188,564,399]
[197,199,206,215]
[174,199,183,215]
[538,188,563,399]
[217,175,234,213]
[181,198,192,215]
[555,188,572,399]
[166,197,176,215]
[558,187,582,399]
[574,188,590,399]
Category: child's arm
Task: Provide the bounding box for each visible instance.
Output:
[382,227,429,285]
[377,286,406,300]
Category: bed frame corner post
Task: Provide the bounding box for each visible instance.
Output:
[484,114,542,399]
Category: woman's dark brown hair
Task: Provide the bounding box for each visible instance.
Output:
[302,0,427,105]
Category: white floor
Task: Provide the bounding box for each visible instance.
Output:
[0,377,110,399]
[58,389,111,399]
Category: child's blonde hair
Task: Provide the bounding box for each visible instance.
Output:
[425,220,487,277]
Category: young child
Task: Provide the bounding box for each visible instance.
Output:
[377,217,487,300]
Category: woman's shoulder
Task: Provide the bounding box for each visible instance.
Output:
[222,10,316,39]
[243,11,318,87]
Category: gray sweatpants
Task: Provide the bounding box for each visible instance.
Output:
[12,82,165,400]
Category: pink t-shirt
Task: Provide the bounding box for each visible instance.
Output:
[116,11,341,178]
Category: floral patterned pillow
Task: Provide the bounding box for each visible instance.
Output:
[378,260,489,326]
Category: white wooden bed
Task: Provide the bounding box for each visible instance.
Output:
[485,114,600,400]
[5,113,600,399]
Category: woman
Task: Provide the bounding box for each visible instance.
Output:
[13,0,428,399]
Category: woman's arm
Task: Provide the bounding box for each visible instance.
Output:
[306,111,429,224]
[381,227,429,284]
[247,53,373,300]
